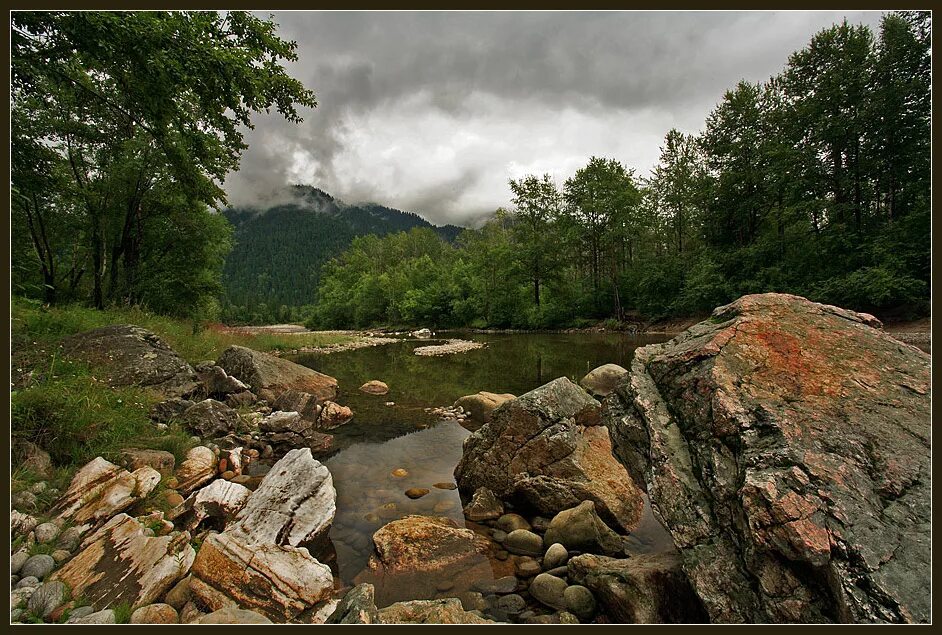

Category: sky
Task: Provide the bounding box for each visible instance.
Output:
[223,10,887,227]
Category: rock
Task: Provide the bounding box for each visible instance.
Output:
[603,293,931,624]
[405,488,430,499]
[174,446,217,495]
[51,457,160,526]
[558,611,580,623]
[225,390,257,408]
[358,515,492,606]
[163,491,185,507]
[496,513,531,533]
[149,398,196,423]
[50,514,195,610]
[180,399,243,438]
[194,364,249,398]
[455,377,643,533]
[29,481,48,494]
[434,482,457,490]
[452,392,516,430]
[360,380,389,395]
[579,363,629,398]
[544,501,625,556]
[544,543,569,570]
[327,583,380,624]
[411,328,433,338]
[271,388,322,422]
[16,575,40,589]
[378,598,492,624]
[13,440,53,478]
[179,601,205,623]
[188,448,336,621]
[12,510,38,536]
[496,593,527,615]
[182,479,252,531]
[69,609,116,624]
[34,522,60,544]
[11,551,30,575]
[463,487,503,521]
[503,529,543,556]
[130,603,179,624]
[119,448,176,476]
[193,608,274,624]
[12,490,37,512]
[473,575,517,594]
[21,555,55,580]
[564,585,597,620]
[56,525,89,552]
[391,468,409,478]
[163,576,191,610]
[567,552,707,623]
[319,401,354,429]
[51,550,71,564]
[215,345,337,402]
[66,606,95,621]
[516,557,542,578]
[62,324,198,397]
[529,573,569,610]
[260,409,337,453]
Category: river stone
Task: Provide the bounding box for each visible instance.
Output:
[496,513,531,533]
[463,487,503,521]
[69,609,116,624]
[216,345,337,402]
[405,488,430,499]
[497,593,527,615]
[603,293,931,624]
[56,525,89,552]
[360,380,389,395]
[181,399,243,438]
[327,583,380,624]
[174,446,217,495]
[544,500,625,556]
[119,448,176,476]
[544,543,569,570]
[130,603,179,624]
[378,598,492,624]
[11,551,30,575]
[516,557,542,578]
[33,522,60,544]
[529,573,569,611]
[503,529,543,556]
[15,575,40,589]
[164,576,191,610]
[51,457,160,525]
[455,376,643,533]
[564,585,597,620]
[193,608,273,624]
[21,555,55,580]
[62,325,198,397]
[580,363,629,398]
[452,392,516,430]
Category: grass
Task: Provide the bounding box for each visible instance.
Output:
[113,601,133,624]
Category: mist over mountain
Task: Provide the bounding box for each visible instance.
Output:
[221,185,464,312]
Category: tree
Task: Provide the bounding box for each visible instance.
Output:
[508,174,562,307]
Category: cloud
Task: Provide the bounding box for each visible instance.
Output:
[223,10,887,226]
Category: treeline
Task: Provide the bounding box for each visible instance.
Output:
[11,11,313,319]
[312,13,930,330]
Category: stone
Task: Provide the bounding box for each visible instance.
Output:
[194,364,249,398]
[16,575,40,589]
[163,576,191,610]
[319,401,354,429]
[529,573,569,610]
[544,501,625,556]
[603,293,931,624]
[66,606,95,621]
[13,440,53,478]
[271,389,323,423]
[62,325,198,397]
[12,510,38,536]
[497,593,527,615]
[181,478,252,531]
[491,529,507,543]
[503,529,543,556]
[216,345,337,402]
[473,575,517,594]
[405,488,430,499]
[119,448,176,476]
[360,380,389,395]
[496,513,531,533]
[193,608,273,624]
[260,409,337,452]
[516,557,542,577]
[434,482,457,490]
[69,609,116,624]
[225,390,257,408]
[544,543,569,570]
[12,490,37,512]
[149,398,196,423]
[357,515,492,606]
[51,457,160,526]
[56,525,89,552]
[455,377,643,533]
[51,550,71,563]
[163,491,185,507]
[567,552,708,624]
[391,468,409,478]
[21,555,55,580]
[463,487,503,521]
[11,551,30,575]
[130,603,179,624]
[188,448,336,621]
[564,585,597,620]
[558,611,580,624]
[50,513,195,610]
[34,522,59,544]
[378,598,492,624]
[180,399,243,438]
[452,392,516,430]
[178,601,204,624]
[174,446,217,495]
[579,363,629,398]
[327,583,380,624]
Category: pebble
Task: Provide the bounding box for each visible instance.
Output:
[503,529,543,556]
[29,482,48,495]
[261,445,274,459]
[221,470,236,480]
[51,550,71,564]
[544,565,569,578]
[529,573,568,610]
[27,580,69,618]
[516,557,542,578]
[473,575,517,595]
[165,476,179,489]
[15,575,40,589]
[391,468,409,478]
[496,513,531,533]
[163,491,185,507]
[495,550,509,561]
[21,554,55,580]
[405,488,430,499]
[543,543,569,570]
[558,611,580,624]
[34,522,60,544]
[564,585,597,620]
[433,482,457,490]
[496,593,527,615]
[491,529,508,543]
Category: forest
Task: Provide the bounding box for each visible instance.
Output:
[10,12,931,330]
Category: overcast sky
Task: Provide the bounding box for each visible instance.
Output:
[223,10,886,227]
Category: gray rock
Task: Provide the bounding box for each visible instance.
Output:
[20,555,55,580]
[163,575,191,610]
[66,606,95,621]
[327,583,380,624]
[544,500,625,556]
[181,399,243,438]
[69,609,116,624]
[10,551,30,575]
[12,491,38,512]
[56,525,87,552]
[516,557,542,578]
[496,513,531,533]
[194,607,274,624]
[27,580,69,619]
[463,487,503,522]
[34,522,60,545]
[14,440,53,478]
[15,576,40,589]
[216,345,337,403]
[503,529,543,556]
[544,543,569,570]
[11,608,24,622]
[529,573,569,611]
[51,550,71,564]
[496,594,527,615]
[149,398,196,423]
[545,565,569,577]
[472,575,518,595]
[29,481,48,495]
[564,584,597,619]
[491,529,507,543]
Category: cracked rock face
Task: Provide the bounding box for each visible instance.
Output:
[52,457,161,526]
[603,293,931,624]
[455,377,644,534]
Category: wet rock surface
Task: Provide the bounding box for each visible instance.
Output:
[604,293,931,623]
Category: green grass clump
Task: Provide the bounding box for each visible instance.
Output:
[112,602,134,624]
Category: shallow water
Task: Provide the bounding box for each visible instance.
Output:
[292,332,674,597]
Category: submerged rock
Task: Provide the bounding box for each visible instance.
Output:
[452,392,516,430]
[360,380,390,395]
[604,293,931,623]
[215,345,337,402]
[455,376,643,533]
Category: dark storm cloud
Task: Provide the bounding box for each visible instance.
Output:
[224,10,886,226]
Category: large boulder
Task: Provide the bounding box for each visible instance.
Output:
[580,363,629,398]
[543,500,625,556]
[603,293,931,624]
[51,457,161,526]
[455,377,643,533]
[188,448,336,621]
[62,324,197,397]
[453,391,516,430]
[567,552,708,623]
[180,399,244,438]
[193,363,249,398]
[259,410,336,456]
[356,515,493,607]
[50,514,195,610]
[215,345,337,402]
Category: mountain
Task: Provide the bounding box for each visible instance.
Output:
[220,185,464,310]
